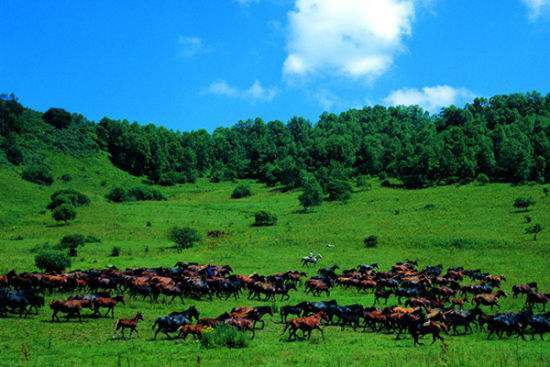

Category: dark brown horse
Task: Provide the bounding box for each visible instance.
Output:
[114,312,144,339]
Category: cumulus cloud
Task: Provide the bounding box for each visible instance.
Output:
[521,0,550,19]
[205,80,278,102]
[177,36,207,59]
[283,0,416,80]
[383,85,475,113]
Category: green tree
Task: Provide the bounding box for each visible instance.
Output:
[43,108,72,129]
[52,204,76,225]
[21,164,53,185]
[231,184,252,199]
[253,210,277,226]
[169,226,201,250]
[513,197,535,212]
[298,175,323,211]
[35,251,71,273]
[525,223,543,241]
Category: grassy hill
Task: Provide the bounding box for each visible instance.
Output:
[0,149,548,366]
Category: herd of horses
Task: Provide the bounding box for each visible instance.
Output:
[0,260,548,345]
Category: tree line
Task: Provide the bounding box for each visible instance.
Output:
[1,91,549,189]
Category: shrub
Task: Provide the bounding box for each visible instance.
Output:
[3,133,23,165]
[543,187,549,197]
[364,235,378,248]
[298,176,323,211]
[513,197,535,212]
[231,185,252,199]
[34,251,71,273]
[22,164,53,185]
[110,246,121,257]
[43,108,72,129]
[254,210,277,226]
[476,173,490,185]
[60,173,72,182]
[326,178,352,202]
[84,235,101,243]
[422,203,436,210]
[106,186,167,202]
[48,189,90,209]
[158,171,186,186]
[105,187,128,202]
[52,204,76,224]
[169,226,201,250]
[128,186,167,201]
[200,324,248,349]
[525,224,543,241]
[59,234,86,249]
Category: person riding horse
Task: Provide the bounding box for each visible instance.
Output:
[301,252,322,267]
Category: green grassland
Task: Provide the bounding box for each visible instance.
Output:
[0,152,549,367]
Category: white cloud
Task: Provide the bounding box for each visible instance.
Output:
[177,36,206,59]
[521,0,550,19]
[383,85,475,113]
[283,0,416,80]
[205,80,278,102]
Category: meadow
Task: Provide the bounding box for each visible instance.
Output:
[0,153,549,367]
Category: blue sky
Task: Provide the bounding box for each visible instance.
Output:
[1,0,549,131]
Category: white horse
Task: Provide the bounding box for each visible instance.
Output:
[301,253,322,267]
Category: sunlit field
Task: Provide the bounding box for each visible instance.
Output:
[0,155,548,366]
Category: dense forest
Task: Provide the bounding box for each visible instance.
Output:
[1,92,549,189]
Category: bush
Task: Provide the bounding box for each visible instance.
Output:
[105,186,128,203]
[158,171,186,186]
[513,197,535,212]
[52,204,76,224]
[106,186,167,202]
[476,173,490,185]
[169,226,201,250]
[48,189,90,209]
[254,210,277,226]
[60,173,72,182]
[231,185,252,199]
[43,108,72,129]
[3,133,23,165]
[128,186,167,201]
[326,178,352,202]
[200,324,248,349]
[84,235,101,243]
[22,164,53,185]
[364,235,378,248]
[59,234,86,249]
[298,176,323,210]
[110,246,121,257]
[34,251,71,273]
[525,224,543,241]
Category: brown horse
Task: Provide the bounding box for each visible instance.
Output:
[178,324,206,340]
[525,291,548,311]
[50,300,84,322]
[92,295,125,318]
[114,312,144,339]
[409,320,447,346]
[472,290,507,310]
[282,311,329,341]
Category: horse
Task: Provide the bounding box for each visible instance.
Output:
[153,306,200,339]
[472,290,507,310]
[114,312,144,339]
[301,254,322,267]
[50,300,84,322]
[282,311,329,341]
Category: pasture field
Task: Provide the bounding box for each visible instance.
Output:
[0,153,549,366]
